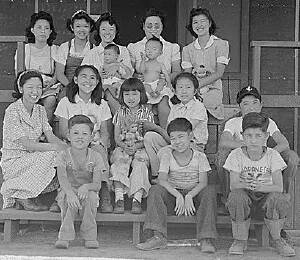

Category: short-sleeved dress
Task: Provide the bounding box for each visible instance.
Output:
[110,105,154,197]
[0,99,58,208]
[182,35,230,119]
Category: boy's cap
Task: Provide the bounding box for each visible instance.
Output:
[236,86,261,104]
[242,112,269,132]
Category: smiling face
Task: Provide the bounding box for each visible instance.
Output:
[21,77,43,106]
[143,16,163,39]
[192,14,210,37]
[242,127,269,150]
[72,18,91,40]
[123,90,141,109]
[240,95,263,116]
[104,49,119,64]
[175,77,196,104]
[99,21,116,44]
[145,40,162,60]
[169,130,192,153]
[68,123,93,150]
[31,19,51,43]
[74,68,99,96]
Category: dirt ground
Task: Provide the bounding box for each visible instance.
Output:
[0,223,299,260]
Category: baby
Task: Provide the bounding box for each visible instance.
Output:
[137,37,172,104]
[101,44,131,97]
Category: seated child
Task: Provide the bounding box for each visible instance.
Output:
[137,37,173,105]
[136,118,217,253]
[101,44,132,98]
[110,78,153,214]
[55,115,104,249]
[224,112,295,257]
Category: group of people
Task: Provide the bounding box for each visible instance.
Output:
[0,6,298,257]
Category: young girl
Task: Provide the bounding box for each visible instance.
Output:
[54,65,113,213]
[1,70,67,211]
[56,10,95,97]
[182,8,230,120]
[15,11,59,122]
[143,72,208,178]
[55,115,103,249]
[110,78,153,214]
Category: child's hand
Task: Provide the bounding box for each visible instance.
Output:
[184,194,195,216]
[175,193,185,216]
[66,191,82,210]
[77,184,89,201]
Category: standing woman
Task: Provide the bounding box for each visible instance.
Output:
[56,10,95,97]
[82,12,133,115]
[127,8,181,128]
[15,11,59,122]
[182,8,230,120]
[1,70,67,211]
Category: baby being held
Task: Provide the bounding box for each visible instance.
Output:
[137,37,173,104]
[101,44,131,97]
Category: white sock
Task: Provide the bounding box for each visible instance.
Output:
[133,190,143,203]
[115,188,124,202]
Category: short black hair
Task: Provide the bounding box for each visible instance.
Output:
[186,8,216,38]
[94,12,119,45]
[146,36,163,50]
[141,8,166,31]
[167,118,193,135]
[68,114,94,133]
[242,112,269,133]
[25,11,57,46]
[118,78,148,106]
[66,10,96,33]
[104,43,120,55]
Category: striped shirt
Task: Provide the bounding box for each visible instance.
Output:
[158,146,211,190]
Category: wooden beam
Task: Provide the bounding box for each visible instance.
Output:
[252,46,261,91]
[0,36,26,42]
[261,95,300,108]
[251,41,300,48]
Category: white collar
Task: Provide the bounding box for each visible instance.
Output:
[194,35,219,50]
[75,94,91,104]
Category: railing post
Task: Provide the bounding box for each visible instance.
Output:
[16,42,25,74]
[252,45,261,91]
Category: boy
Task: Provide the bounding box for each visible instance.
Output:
[137,37,172,104]
[136,118,217,253]
[218,86,299,200]
[101,44,132,97]
[55,115,104,249]
[224,112,295,256]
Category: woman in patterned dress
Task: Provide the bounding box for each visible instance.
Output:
[0,70,68,211]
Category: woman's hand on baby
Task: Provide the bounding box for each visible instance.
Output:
[66,191,82,210]
[175,193,185,216]
[78,184,89,201]
[184,194,195,216]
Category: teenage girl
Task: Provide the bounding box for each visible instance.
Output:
[110,78,153,214]
[56,10,95,98]
[54,64,113,213]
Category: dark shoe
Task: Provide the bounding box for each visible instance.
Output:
[131,200,142,214]
[49,201,60,213]
[113,200,124,214]
[100,183,113,213]
[273,238,296,257]
[200,239,216,253]
[85,240,99,249]
[34,198,49,211]
[15,198,46,212]
[55,240,69,249]
[228,240,247,255]
[136,236,167,251]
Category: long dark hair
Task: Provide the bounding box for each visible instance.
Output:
[25,11,57,46]
[66,65,103,105]
[186,8,216,38]
[66,10,96,33]
[170,72,202,105]
[94,12,119,45]
[118,78,148,107]
[13,70,43,99]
